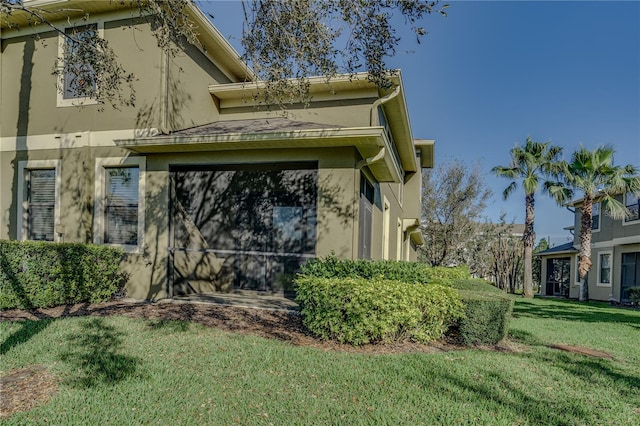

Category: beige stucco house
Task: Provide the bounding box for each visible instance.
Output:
[538,192,640,302]
[1,1,432,301]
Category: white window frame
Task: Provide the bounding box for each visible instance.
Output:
[396,218,403,260]
[17,160,62,242]
[56,21,104,107]
[597,250,613,287]
[623,192,640,225]
[591,203,600,232]
[93,156,146,253]
[382,197,390,260]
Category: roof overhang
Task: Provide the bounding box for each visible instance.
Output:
[209,72,420,174]
[115,126,404,183]
[1,0,254,82]
[414,139,435,168]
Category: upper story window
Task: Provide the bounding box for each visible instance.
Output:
[591,202,600,231]
[57,22,103,107]
[625,192,639,223]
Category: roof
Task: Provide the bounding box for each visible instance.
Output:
[170,118,342,136]
[537,241,578,256]
[1,0,254,82]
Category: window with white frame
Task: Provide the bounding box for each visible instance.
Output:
[625,192,639,223]
[57,22,103,106]
[591,203,600,231]
[94,157,145,252]
[17,160,61,242]
[597,251,612,286]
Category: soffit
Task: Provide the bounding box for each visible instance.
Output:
[115,126,402,182]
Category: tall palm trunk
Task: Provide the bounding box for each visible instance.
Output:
[522,193,536,297]
[578,196,593,302]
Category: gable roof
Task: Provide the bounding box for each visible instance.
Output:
[1,0,254,83]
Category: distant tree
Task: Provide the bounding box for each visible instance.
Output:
[467,217,523,293]
[532,238,550,293]
[419,160,492,267]
[545,145,640,302]
[492,137,563,298]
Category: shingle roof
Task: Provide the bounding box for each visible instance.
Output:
[537,241,578,255]
[169,118,342,137]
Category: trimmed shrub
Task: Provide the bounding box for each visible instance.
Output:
[448,279,514,345]
[295,276,465,345]
[0,240,125,309]
[299,255,470,284]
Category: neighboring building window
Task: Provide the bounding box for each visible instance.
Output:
[17,160,61,242]
[94,157,145,252]
[57,22,103,106]
[105,168,140,245]
[358,174,374,260]
[27,170,56,241]
[591,203,600,230]
[625,192,639,223]
[597,251,612,286]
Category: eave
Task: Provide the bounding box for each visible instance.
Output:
[209,72,420,174]
[1,0,254,83]
[115,127,404,183]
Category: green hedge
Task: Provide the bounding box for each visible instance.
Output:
[295,276,465,345]
[299,255,470,284]
[448,279,514,345]
[0,240,125,309]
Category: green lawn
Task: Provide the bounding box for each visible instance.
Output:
[1,298,639,425]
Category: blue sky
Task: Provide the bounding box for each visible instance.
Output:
[198,1,640,247]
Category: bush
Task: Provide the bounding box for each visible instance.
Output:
[299,255,470,285]
[0,241,125,309]
[295,276,465,345]
[628,287,640,306]
[448,280,514,345]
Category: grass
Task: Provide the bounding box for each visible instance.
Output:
[1,298,639,425]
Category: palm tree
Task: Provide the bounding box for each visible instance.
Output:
[492,137,563,297]
[545,145,640,301]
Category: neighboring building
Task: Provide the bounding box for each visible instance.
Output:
[1,1,431,300]
[538,192,640,302]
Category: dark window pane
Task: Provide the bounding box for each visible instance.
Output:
[105,167,139,245]
[63,24,98,99]
[28,169,55,241]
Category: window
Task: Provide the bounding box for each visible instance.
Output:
[597,251,612,286]
[105,168,139,245]
[358,174,374,259]
[57,22,103,106]
[94,157,145,252]
[17,160,61,242]
[625,192,639,223]
[382,198,390,260]
[591,203,600,231]
[27,170,56,241]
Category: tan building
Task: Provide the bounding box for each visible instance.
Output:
[1,1,432,301]
[538,192,640,302]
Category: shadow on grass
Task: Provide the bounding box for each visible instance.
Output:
[0,319,54,355]
[513,298,640,325]
[60,318,140,388]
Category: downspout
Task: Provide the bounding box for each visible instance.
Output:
[159,49,171,134]
[356,86,400,170]
[356,147,386,170]
[370,86,400,126]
